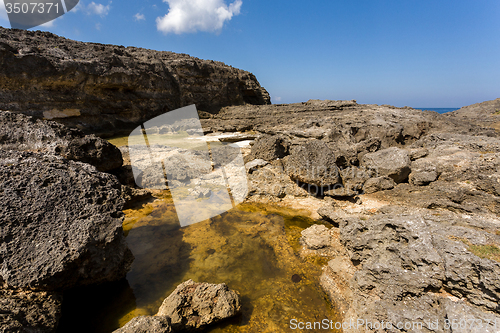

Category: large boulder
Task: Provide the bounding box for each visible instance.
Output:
[156,279,241,331]
[284,140,341,186]
[0,27,270,136]
[0,150,133,291]
[361,147,411,183]
[0,111,122,172]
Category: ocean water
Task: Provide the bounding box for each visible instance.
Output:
[414,107,460,114]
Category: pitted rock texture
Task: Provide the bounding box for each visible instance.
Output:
[0,289,62,333]
[0,27,270,136]
[156,279,241,330]
[0,150,133,291]
[334,208,500,332]
[113,316,172,333]
[0,110,122,172]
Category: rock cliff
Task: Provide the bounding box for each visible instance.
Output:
[0,27,270,136]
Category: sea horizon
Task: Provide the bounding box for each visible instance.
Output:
[413,107,460,114]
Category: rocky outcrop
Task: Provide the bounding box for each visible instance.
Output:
[0,27,270,136]
[116,280,241,333]
[0,111,122,172]
[0,150,132,291]
[446,97,500,133]
[330,208,500,332]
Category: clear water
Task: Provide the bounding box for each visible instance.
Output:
[413,107,460,114]
[57,195,340,333]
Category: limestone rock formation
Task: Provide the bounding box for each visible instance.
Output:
[360,147,411,183]
[0,27,270,136]
[446,97,500,132]
[157,279,241,330]
[117,280,241,332]
[284,140,341,187]
[113,316,172,333]
[0,150,133,291]
[0,110,122,172]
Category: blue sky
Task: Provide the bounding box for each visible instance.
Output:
[1,0,499,107]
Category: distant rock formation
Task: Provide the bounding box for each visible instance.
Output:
[0,27,270,136]
[446,97,500,133]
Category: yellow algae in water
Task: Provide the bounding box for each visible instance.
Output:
[117,199,341,332]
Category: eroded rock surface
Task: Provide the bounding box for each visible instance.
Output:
[116,280,241,333]
[0,289,62,333]
[0,27,270,136]
[0,150,133,291]
[0,111,122,172]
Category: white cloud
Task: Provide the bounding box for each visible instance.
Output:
[134,13,145,21]
[87,2,111,16]
[274,96,282,102]
[40,19,55,28]
[156,0,242,34]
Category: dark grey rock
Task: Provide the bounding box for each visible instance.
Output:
[0,27,270,136]
[0,111,122,172]
[156,279,241,331]
[0,150,133,291]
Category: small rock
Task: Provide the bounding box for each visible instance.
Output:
[113,316,172,333]
[300,224,332,250]
[156,279,241,330]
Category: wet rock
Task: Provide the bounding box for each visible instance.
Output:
[0,289,62,333]
[156,279,241,331]
[0,28,270,136]
[0,150,133,291]
[361,147,411,183]
[121,185,153,209]
[245,135,290,162]
[362,176,396,194]
[0,111,122,172]
[284,140,341,186]
[113,316,172,333]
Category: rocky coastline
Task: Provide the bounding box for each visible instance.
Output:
[1,26,500,332]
